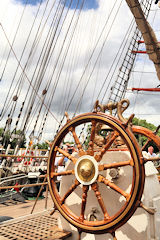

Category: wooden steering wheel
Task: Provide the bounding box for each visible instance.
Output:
[48,112,145,235]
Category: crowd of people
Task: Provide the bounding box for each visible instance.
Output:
[0,155,47,174]
[0,143,159,189]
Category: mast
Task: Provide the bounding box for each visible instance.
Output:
[125,0,160,80]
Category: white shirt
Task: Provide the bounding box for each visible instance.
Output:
[55,157,65,181]
[147,152,157,158]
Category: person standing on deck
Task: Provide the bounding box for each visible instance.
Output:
[55,145,69,191]
[147,146,157,158]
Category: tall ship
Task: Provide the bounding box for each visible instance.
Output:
[0,1,160,240]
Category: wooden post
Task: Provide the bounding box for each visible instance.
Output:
[45,184,49,209]
[31,177,47,214]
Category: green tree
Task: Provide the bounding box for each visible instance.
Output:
[132,117,157,132]
[83,124,91,149]
[35,141,50,149]
[0,128,26,149]
[132,117,160,152]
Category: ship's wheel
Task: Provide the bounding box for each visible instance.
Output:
[48,112,145,237]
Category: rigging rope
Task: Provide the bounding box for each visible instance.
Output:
[131,4,158,114]
[0,0,45,135]
[1,0,57,134]
[38,0,85,139]
[21,1,82,139]
[48,0,84,107]
[65,0,119,114]
[97,20,135,103]
[24,0,78,138]
[73,0,123,116]
[0,0,52,123]
[0,0,28,119]
[0,0,157,144]
[105,0,153,114]
[20,0,64,133]
[0,23,60,125]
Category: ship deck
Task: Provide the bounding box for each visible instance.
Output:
[0,195,71,240]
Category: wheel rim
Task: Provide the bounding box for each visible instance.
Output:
[48,112,145,234]
[132,125,160,151]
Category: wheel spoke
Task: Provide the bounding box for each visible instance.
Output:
[80,185,89,221]
[91,182,110,220]
[51,170,74,178]
[61,179,80,204]
[55,147,77,164]
[95,131,119,162]
[69,126,85,156]
[98,175,130,201]
[98,159,133,171]
[87,120,96,156]
[141,138,152,151]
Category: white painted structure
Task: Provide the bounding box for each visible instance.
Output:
[58,151,160,240]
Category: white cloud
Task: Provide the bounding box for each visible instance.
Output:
[0,0,159,142]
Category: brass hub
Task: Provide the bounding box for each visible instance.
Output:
[75,155,98,185]
[78,159,95,182]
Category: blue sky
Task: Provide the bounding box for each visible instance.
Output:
[66,0,99,10]
[16,0,43,5]
[16,0,99,9]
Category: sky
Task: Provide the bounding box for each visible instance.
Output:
[16,0,42,5]
[16,0,99,9]
[0,0,160,142]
